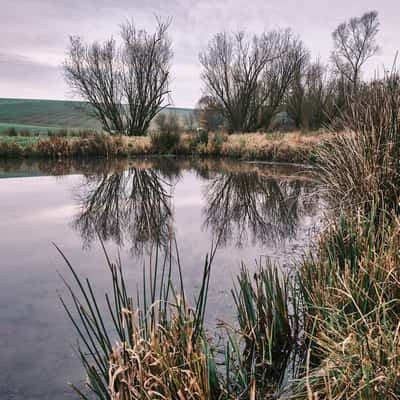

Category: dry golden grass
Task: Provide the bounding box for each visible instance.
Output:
[296,210,400,400]
[109,306,216,400]
[0,131,328,163]
[219,131,329,162]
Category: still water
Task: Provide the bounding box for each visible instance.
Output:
[0,158,324,400]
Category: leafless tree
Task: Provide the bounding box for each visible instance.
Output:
[331,10,380,94]
[154,111,181,134]
[64,19,172,136]
[259,32,309,130]
[199,29,308,132]
[195,95,224,131]
[286,60,338,129]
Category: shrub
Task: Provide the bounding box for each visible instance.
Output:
[19,129,30,137]
[149,112,182,153]
[56,128,69,137]
[36,137,70,158]
[190,129,209,150]
[70,134,128,157]
[207,131,227,155]
[6,127,18,136]
[150,130,180,153]
[154,112,181,134]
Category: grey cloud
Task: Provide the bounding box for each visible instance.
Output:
[0,0,399,106]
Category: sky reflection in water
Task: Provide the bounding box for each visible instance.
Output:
[0,158,324,400]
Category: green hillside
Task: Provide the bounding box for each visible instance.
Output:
[0,98,194,133]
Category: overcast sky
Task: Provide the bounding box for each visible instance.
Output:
[0,0,398,107]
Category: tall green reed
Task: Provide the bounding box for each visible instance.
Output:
[57,238,221,399]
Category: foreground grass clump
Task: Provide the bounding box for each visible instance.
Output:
[296,209,400,399]
[294,71,400,399]
[59,241,223,399]
[59,236,299,399]
[229,262,299,398]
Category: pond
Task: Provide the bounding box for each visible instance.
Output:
[0,158,325,400]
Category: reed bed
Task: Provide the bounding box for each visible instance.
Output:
[294,71,400,399]
[294,208,400,400]
[58,240,222,400]
[227,261,300,399]
[317,71,400,216]
[59,233,300,400]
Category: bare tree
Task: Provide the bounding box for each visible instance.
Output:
[199,29,308,132]
[331,10,380,94]
[195,95,224,131]
[286,59,338,129]
[154,111,181,134]
[64,19,172,136]
[260,32,309,129]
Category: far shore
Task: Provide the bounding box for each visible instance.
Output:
[0,130,329,164]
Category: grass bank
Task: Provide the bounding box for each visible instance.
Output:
[0,130,328,163]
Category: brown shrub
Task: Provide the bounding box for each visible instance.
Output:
[70,134,128,157]
[36,137,70,158]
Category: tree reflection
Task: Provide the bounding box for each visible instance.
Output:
[204,170,317,247]
[73,167,174,254]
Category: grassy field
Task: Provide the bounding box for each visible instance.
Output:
[0,98,195,133]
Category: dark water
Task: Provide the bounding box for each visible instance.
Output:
[0,158,324,400]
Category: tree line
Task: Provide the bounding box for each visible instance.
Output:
[64,11,383,135]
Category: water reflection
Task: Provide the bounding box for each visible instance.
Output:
[204,168,317,247]
[73,166,174,254]
[0,158,320,252]
[0,158,323,400]
[65,159,320,252]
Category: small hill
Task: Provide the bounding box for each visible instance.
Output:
[0,98,194,133]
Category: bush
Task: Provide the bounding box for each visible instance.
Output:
[154,112,181,134]
[207,131,228,155]
[189,129,209,150]
[150,112,182,153]
[70,134,128,157]
[150,130,180,153]
[5,127,18,136]
[36,137,70,158]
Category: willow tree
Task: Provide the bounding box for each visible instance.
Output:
[331,11,380,94]
[199,29,308,132]
[64,19,172,136]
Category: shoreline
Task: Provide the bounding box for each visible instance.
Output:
[0,131,328,164]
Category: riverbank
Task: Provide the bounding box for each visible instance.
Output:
[0,131,328,163]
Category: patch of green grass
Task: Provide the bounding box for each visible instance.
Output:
[0,136,41,146]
